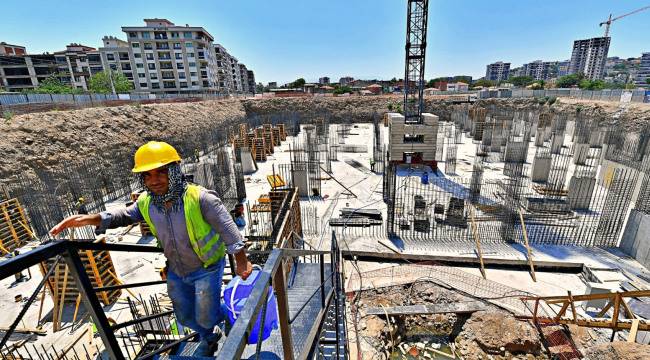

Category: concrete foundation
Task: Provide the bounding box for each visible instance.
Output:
[550,131,564,154]
[240,149,257,174]
[531,155,552,182]
[567,175,596,209]
[620,209,650,270]
[573,143,590,165]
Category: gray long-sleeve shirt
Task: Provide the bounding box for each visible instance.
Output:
[98,188,245,276]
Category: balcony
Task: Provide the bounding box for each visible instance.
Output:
[157,53,171,60]
[156,43,170,50]
[154,32,168,40]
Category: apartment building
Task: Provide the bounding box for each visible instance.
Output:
[247,69,256,94]
[635,52,650,87]
[54,43,103,90]
[569,37,610,80]
[339,76,354,85]
[0,42,26,56]
[523,60,558,81]
[557,60,571,77]
[213,43,233,93]
[485,62,510,82]
[319,76,330,84]
[121,18,220,93]
[239,63,249,94]
[0,54,58,91]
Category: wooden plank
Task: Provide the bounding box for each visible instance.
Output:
[366,301,487,316]
[518,209,536,282]
[55,265,70,332]
[85,249,108,304]
[273,262,294,360]
[628,319,640,343]
[1,205,20,251]
[568,291,578,324]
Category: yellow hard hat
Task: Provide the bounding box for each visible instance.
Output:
[132,141,181,173]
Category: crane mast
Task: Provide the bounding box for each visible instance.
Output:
[403,0,429,124]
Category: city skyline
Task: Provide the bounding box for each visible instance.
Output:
[1,0,649,84]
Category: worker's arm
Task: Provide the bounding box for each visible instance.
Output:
[50,202,143,237]
[199,189,252,279]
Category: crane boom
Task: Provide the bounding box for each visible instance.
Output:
[599,5,650,37]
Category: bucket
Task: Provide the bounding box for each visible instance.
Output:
[223,267,278,344]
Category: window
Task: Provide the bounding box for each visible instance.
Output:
[154,32,168,40]
[403,134,424,143]
[148,63,156,70]
[190,72,197,77]
[138,73,146,78]
[128,32,137,38]
[187,53,195,58]
[134,53,142,58]
[171,32,179,38]
[119,52,129,60]
[202,81,209,87]
[180,82,188,88]
[163,81,176,88]
[173,42,181,49]
[140,82,148,88]
[144,43,153,50]
[175,53,183,60]
[189,62,196,67]
[149,73,158,79]
[106,53,115,61]
[88,54,100,62]
[141,32,151,39]
[176,63,184,69]
[192,81,199,86]
[156,43,170,50]
[183,31,192,38]
[146,53,154,60]
[151,83,160,89]
[162,71,175,79]
[124,72,133,79]
[158,52,171,60]
[136,63,144,68]
[109,64,117,70]
[131,43,140,48]
[178,72,186,79]
[121,63,131,70]
[160,62,173,69]
[185,42,193,48]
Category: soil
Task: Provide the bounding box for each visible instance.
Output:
[454,311,548,359]
[583,341,650,360]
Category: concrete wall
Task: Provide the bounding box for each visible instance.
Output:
[619,210,650,270]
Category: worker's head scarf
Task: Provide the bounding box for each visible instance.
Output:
[139,162,187,212]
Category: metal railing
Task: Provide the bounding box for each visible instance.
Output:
[217,233,346,360]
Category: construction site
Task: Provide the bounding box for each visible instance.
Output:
[3,1,650,360]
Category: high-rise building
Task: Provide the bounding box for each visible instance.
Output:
[247,70,256,94]
[568,37,610,80]
[54,44,103,91]
[635,52,650,87]
[319,76,330,84]
[523,60,558,80]
[0,42,26,56]
[239,63,249,93]
[485,62,510,82]
[339,76,354,85]
[121,18,220,93]
[557,60,571,77]
[0,54,58,91]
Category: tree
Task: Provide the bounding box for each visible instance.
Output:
[333,85,352,95]
[88,70,132,94]
[508,76,534,87]
[646,77,650,85]
[289,78,306,88]
[256,82,265,93]
[27,74,82,94]
[389,77,398,84]
[578,79,605,90]
[426,79,436,88]
[453,76,472,84]
[472,79,494,88]
[556,74,583,88]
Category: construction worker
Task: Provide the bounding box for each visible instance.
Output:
[50,141,252,356]
[75,197,88,215]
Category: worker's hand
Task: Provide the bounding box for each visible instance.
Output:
[49,214,101,237]
[236,259,253,280]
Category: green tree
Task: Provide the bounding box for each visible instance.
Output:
[88,70,132,94]
[613,64,626,71]
[556,74,583,88]
[289,78,306,88]
[27,74,82,94]
[472,79,494,88]
[453,76,472,84]
[578,79,605,90]
[426,79,436,88]
[646,77,650,85]
[508,76,534,87]
[333,85,352,95]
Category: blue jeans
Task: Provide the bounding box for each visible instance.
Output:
[167,259,228,342]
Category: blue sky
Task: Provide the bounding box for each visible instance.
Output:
[2,0,649,84]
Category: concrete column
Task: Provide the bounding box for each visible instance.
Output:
[567,175,596,209]
[573,143,590,165]
[551,131,564,154]
[532,155,552,182]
